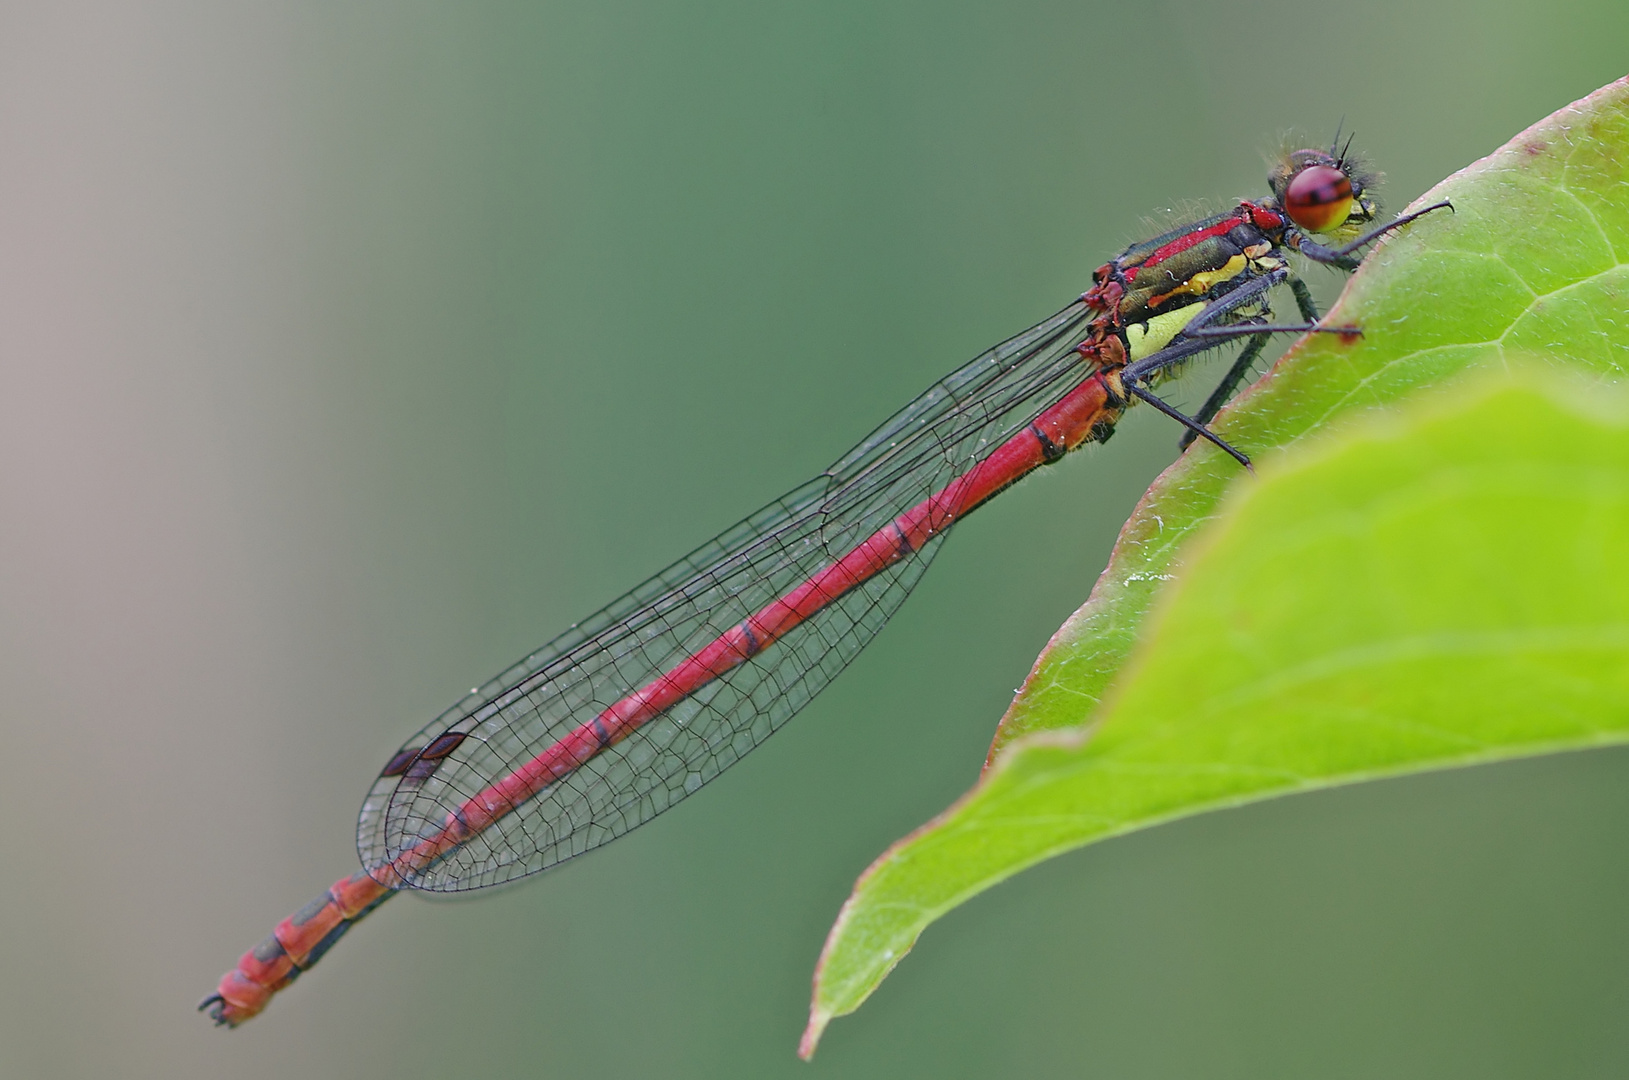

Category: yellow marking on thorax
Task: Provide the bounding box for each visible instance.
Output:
[1124,302,1210,362]
[1147,253,1248,308]
[1124,249,1291,364]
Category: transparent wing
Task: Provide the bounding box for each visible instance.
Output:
[358,299,1101,892]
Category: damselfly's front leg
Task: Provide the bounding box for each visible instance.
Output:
[1292,200,1454,266]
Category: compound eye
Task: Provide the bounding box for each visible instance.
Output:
[1284,164,1355,233]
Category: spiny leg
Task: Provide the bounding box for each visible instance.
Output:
[1178,332,1271,451]
[1288,275,1321,323]
[1122,269,1351,467]
[1118,273,1282,467]
[1177,273,1323,450]
[1123,381,1252,469]
[1294,200,1454,265]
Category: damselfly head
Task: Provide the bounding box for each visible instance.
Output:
[1269,147,1378,235]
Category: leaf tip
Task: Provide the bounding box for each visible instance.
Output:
[797,1008,830,1060]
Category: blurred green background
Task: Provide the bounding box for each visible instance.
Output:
[1,3,1626,1077]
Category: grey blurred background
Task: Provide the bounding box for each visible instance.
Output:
[1,3,1626,1077]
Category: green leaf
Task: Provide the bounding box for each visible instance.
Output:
[801,76,1629,1057]
[992,76,1629,759]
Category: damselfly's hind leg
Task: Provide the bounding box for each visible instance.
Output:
[1178,332,1271,451]
[1122,380,1253,469]
[1177,274,1323,450]
[1122,270,1327,464]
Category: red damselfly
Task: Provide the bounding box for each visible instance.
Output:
[202,141,1450,1026]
